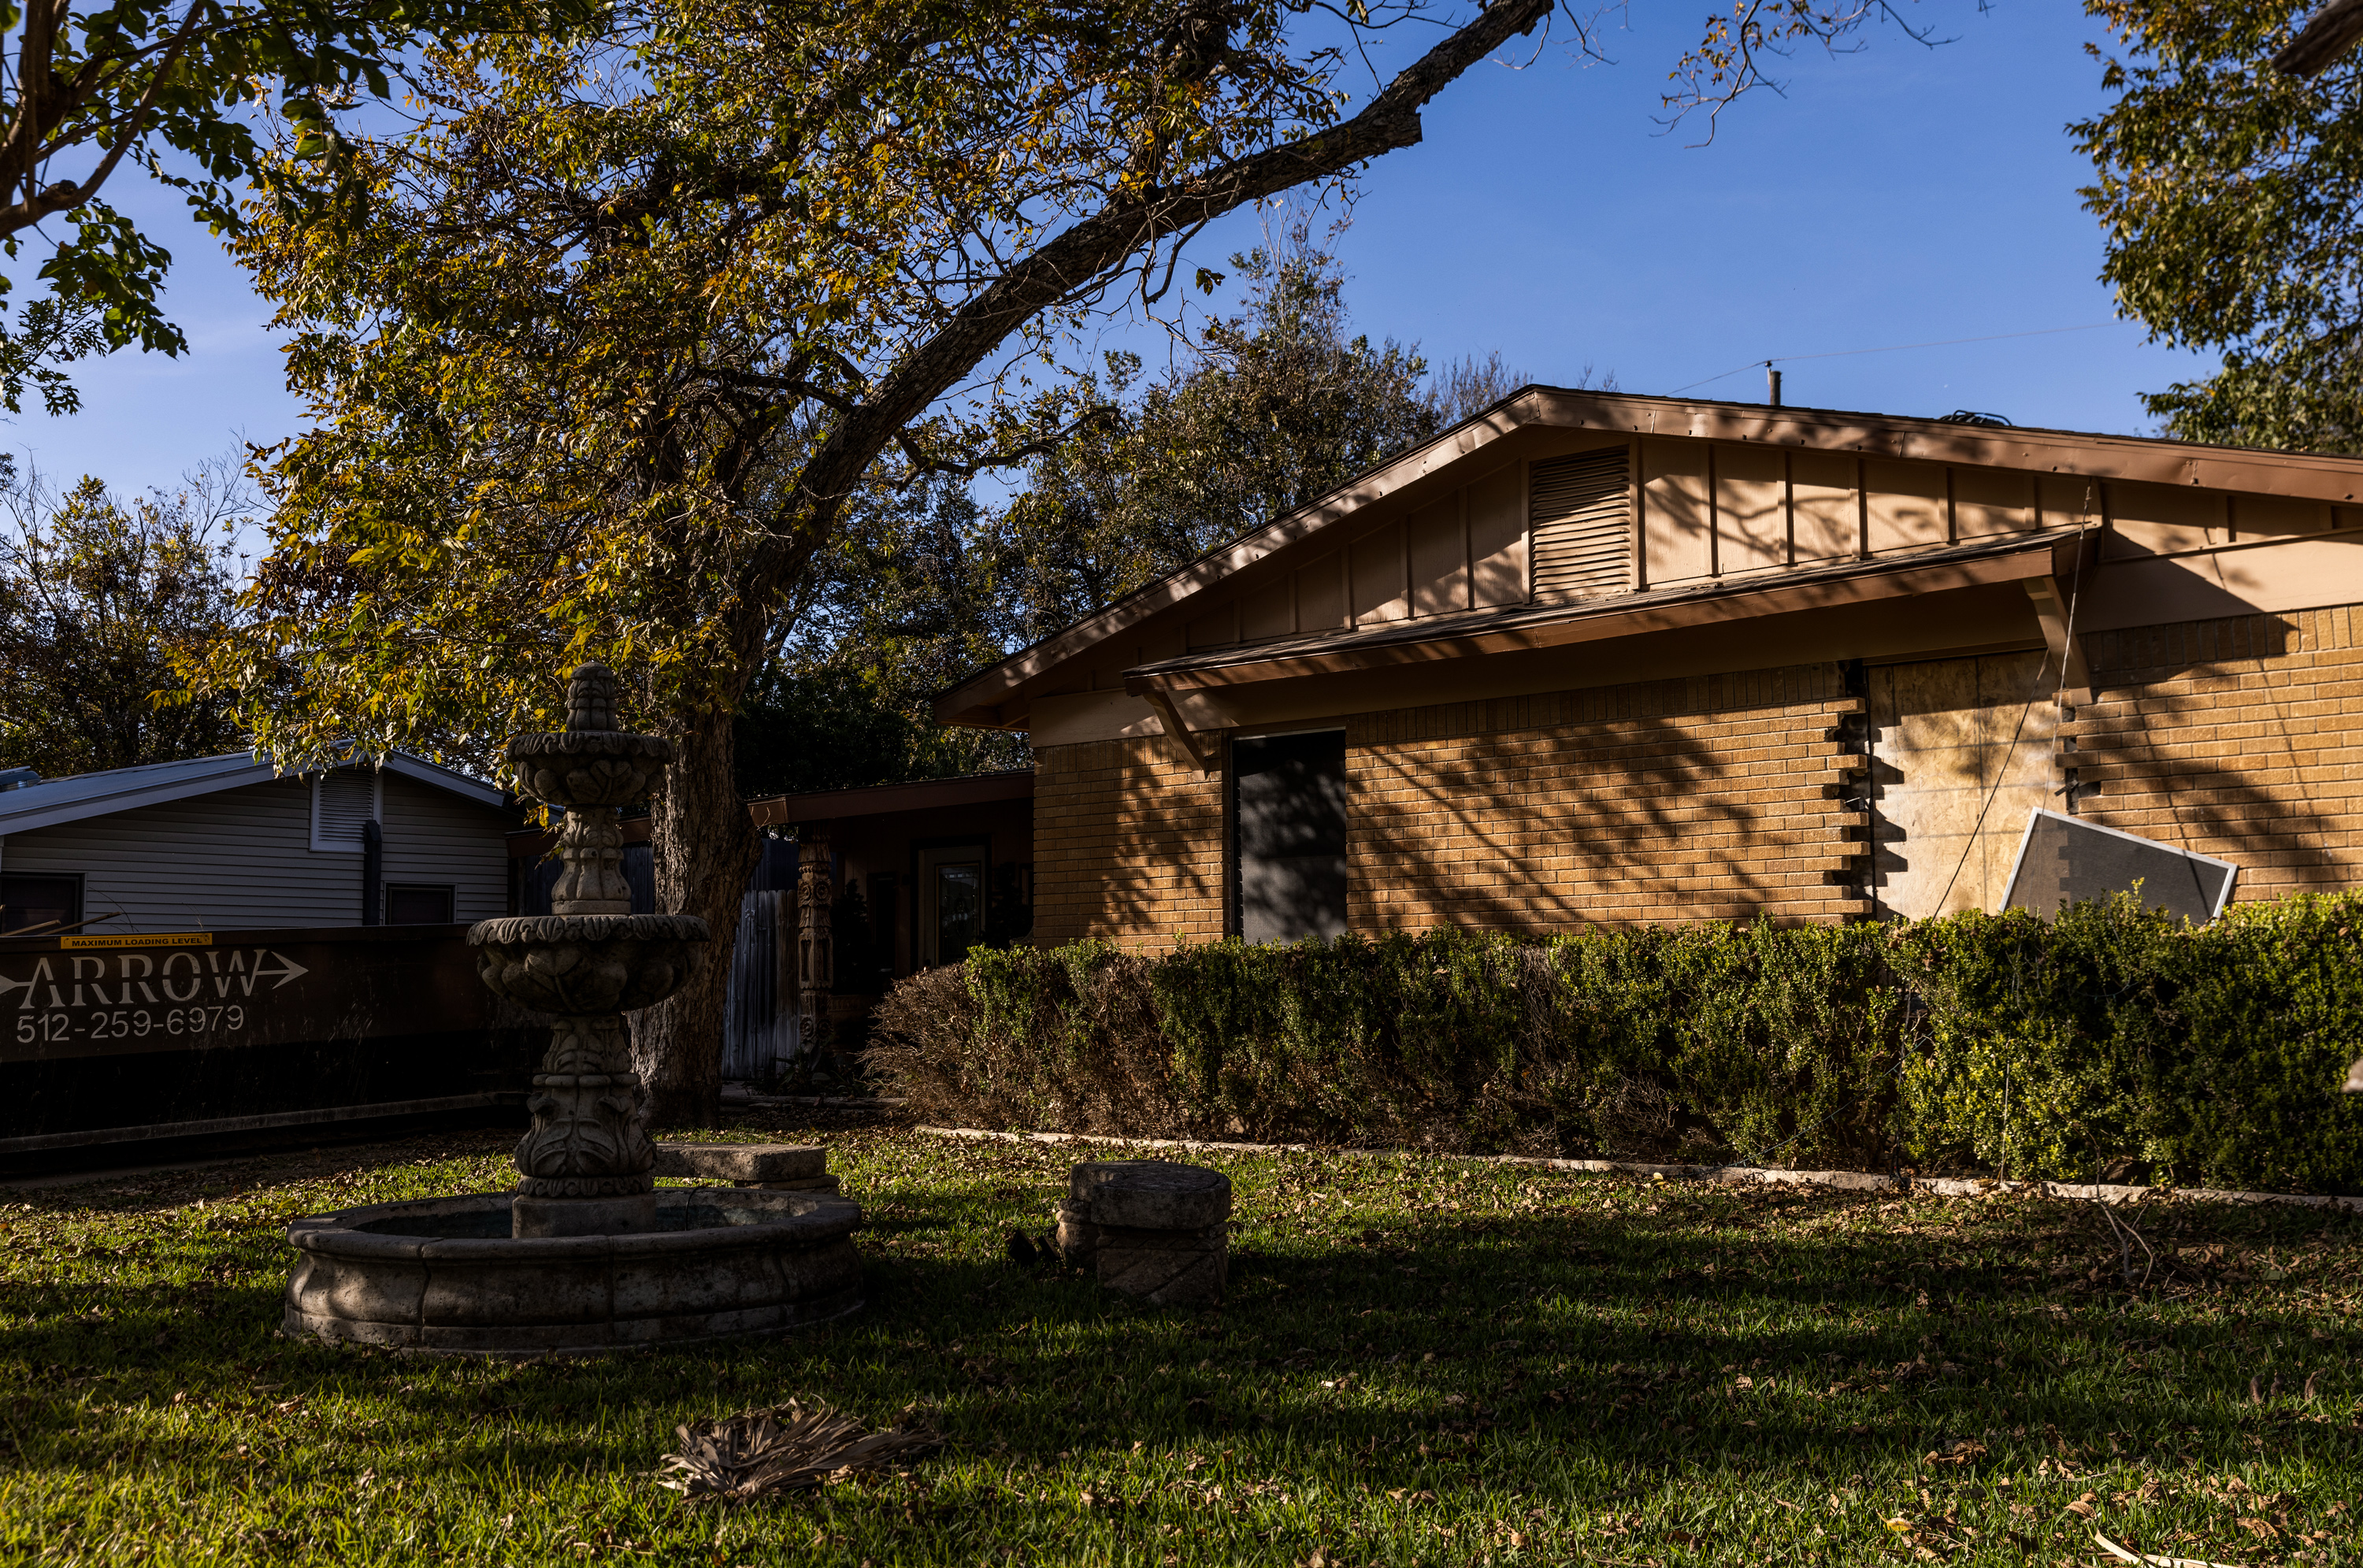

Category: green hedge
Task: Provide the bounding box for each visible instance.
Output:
[862,892,2363,1194]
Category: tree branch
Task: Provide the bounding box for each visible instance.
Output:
[752,0,1556,628]
[2277,0,2363,77]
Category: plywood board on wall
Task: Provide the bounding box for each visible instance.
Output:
[1641,439,1711,585]
[1468,462,1526,607]
[1864,459,1948,552]
[1868,650,2058,920]
[1716,443,1786,574]
[1791,449,1858,563]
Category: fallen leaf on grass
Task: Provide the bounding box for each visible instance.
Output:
[656,1399,943,1500]
[2093,1530,2246,1568]
[2067,1492,2098,1518]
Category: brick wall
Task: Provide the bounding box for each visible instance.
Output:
[2069,605,2363,901]
[1346,665,1865,929]
[1032,734,1226,947]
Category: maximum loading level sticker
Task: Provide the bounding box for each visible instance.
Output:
[58,932,213,950]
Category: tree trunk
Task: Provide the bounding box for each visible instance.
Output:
[636,710,759,1129]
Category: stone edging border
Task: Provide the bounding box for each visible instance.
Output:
[725,1094,908,1110]
[915,1126,2363,1214]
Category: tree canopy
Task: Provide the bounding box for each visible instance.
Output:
[2077,0,2363,450]
[0,462,256,776]
[0,0,594,416]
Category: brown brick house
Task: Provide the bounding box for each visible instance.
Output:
[933,389,2363,944]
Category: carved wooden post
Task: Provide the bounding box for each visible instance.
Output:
[796,835,833,1059]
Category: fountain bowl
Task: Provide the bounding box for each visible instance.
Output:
[283,1188,862,1356]
[468,913,710,1014]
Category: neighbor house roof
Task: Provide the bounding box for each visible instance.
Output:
[0,751,508,837]
[933,386,2363,728]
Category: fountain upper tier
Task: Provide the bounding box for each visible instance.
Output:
[478,662,707,929]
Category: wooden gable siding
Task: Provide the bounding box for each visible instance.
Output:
[0,772,510,933]
[1067,429,2363,705]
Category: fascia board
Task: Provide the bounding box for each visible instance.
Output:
[0,751,505,837]
[380,752,507,810]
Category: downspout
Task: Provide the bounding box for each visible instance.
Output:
[362,819,383,926]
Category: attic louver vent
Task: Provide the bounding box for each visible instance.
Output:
[313,769,379,851]
[1530,448,1630,599]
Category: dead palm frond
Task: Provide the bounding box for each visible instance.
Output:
[655,1399,944,1500]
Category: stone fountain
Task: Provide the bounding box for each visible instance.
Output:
[281,664,863,1355]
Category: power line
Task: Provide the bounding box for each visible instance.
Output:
[1667,323,2117,397]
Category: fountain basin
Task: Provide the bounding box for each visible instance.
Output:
[468,914,709,1014]
[284,1188,862,1355]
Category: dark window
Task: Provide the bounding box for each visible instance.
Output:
[1232,729,1348,944]
[385,884,456,925]
[868,870,899,980]
[1,874,80,935]
[935,862,984,966]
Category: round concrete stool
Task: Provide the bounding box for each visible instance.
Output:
[1055,1160,1230,1306]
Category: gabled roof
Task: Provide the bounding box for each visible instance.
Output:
[933,386,2363,726]
[0,751,507,837]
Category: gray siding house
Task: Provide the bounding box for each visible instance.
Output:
[0,754,516,934]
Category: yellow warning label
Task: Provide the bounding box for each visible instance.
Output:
[60,932,214,950]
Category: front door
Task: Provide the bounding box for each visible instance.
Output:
[916,845,986,967]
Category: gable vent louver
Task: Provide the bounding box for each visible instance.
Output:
[1530,448,1632,599]
[313,769,378,849]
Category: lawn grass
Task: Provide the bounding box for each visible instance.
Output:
[2,1114,2358,1566]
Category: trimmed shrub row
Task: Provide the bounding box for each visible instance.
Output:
[862,892,2363,1195]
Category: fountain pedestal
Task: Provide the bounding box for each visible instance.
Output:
[280,663,865,1354]
[467,665,709,1239]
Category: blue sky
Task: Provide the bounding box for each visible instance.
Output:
[6,1,2211,503]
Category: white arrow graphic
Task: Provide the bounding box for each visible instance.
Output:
[251,951,312,989]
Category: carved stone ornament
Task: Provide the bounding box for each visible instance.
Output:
[466,663,709,1234]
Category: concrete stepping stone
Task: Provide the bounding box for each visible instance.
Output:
[1055,1160,1230,1306]
[652,1143,840,1192]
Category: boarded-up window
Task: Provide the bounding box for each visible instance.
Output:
[1232,730,1348,945]
[1530,448,1630,599]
